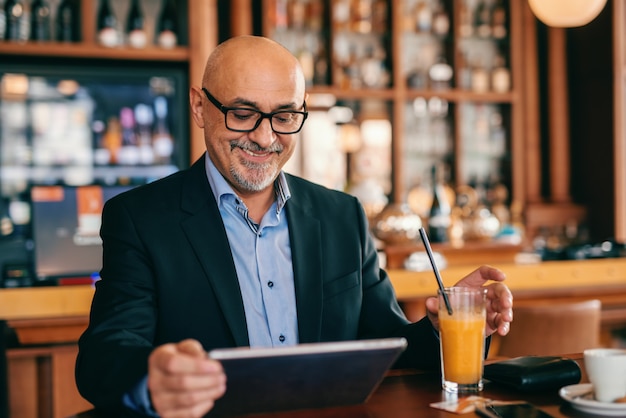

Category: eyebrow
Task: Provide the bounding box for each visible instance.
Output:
[229,96,301,112]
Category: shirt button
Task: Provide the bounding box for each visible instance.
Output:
[267,281,274,288]
[279,335,285,343]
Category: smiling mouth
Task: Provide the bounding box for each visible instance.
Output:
[231,141,283,156]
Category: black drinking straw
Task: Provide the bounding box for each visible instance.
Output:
[419,227,453,315]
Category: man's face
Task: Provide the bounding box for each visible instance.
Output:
[201,58,306,196]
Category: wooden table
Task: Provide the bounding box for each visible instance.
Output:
[68,354,592,418]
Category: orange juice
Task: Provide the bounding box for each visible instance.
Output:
[439,312,485,384]
[438,287,486,392]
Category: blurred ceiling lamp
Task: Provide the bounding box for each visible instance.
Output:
[528,0,607,27]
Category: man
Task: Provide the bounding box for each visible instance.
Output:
[76,36,513,418]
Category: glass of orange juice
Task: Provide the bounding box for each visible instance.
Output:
[438,287,487,393]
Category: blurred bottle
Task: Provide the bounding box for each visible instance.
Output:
[156,0,178,49]
[431,0,449,37]
[118,107,140,165]
[352,0,373,34]
[491,0,507,39]
[414,0,432,33]
[458,2,473,38]
[491,53,511,93]
[134,104,155,165]
[288,0,306,30]
[428,164,451,243]
[152,97,174,164]
[457,52,472,90]
[101,116,122,164]
[475,0,492,38]
[428,54,453,90]
[296,38,314,87]
[126,0,146,48]
[471,57,490,93]
[4,0,26,41]
[97,0,119,47]
[29,0,50,41]
[56,0,80,42]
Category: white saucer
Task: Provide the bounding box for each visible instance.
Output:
[559,383,626,416]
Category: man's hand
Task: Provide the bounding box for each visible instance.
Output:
[425,265,513,336]
[148,339,227,418]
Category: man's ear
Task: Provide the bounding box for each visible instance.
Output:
[189,86,205,128]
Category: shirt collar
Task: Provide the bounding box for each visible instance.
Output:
[204,152,291,214]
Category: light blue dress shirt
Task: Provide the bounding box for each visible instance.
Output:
[123,152,298,414]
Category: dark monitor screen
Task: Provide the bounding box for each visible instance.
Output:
[31,185,133,282]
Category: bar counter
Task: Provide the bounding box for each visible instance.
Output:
[2,258,625,321]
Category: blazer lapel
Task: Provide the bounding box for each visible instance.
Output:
[179,157,249,346]
[286,182,324,344]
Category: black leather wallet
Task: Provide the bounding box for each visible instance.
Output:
[483,356,581,392]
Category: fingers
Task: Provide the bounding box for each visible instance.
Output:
[149,339,227,418]
[484,282,513,336]
[454,265,507,288]
[446,266,512,338]
[425,296,440,330]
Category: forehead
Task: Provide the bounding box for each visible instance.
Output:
[212,42,305,106]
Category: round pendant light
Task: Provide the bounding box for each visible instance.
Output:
[528,0,607,27]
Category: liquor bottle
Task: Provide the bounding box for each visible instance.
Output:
[96,0,119,47]
[457,52,472,90]
[29,0,50,41]
[134,104,155,165]
[152,97,174,164]
[458,2,473,38]
[4,0,25,41]
[427,164,451,243]
[428,55,453,90]
[155,0,178,49]
[126,0,146,48]
[491,53,511,93]
[470,57,490,93]
[287,0,306,30]
[296,40,314,87]
[118,107,140,165]
[414,0,432,33]
[475,0,492,38]
[101,116,122,164]
[491,0,507,40]
[56,0,79,42]
[431,0,449,38]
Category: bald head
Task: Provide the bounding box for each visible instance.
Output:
[202,36,305,94]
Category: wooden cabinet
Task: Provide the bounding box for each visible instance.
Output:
[252,0,528,227]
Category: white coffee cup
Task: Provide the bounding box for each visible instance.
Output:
[584,348,626,403]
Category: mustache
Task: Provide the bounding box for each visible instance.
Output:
[230,139,284,154]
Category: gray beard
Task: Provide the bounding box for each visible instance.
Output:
[231,160,278,192]
[229,139,283,192]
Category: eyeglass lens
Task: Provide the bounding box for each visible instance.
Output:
[225,108,306,134]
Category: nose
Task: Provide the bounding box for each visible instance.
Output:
[248,116,276,148]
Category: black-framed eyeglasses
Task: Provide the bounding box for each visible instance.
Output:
[202,88,308,135]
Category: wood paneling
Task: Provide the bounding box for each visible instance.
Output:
[7,346,92,418]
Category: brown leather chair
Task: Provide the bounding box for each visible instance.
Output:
[495,299,602,358]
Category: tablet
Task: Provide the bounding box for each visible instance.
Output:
[207,337,408,417]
